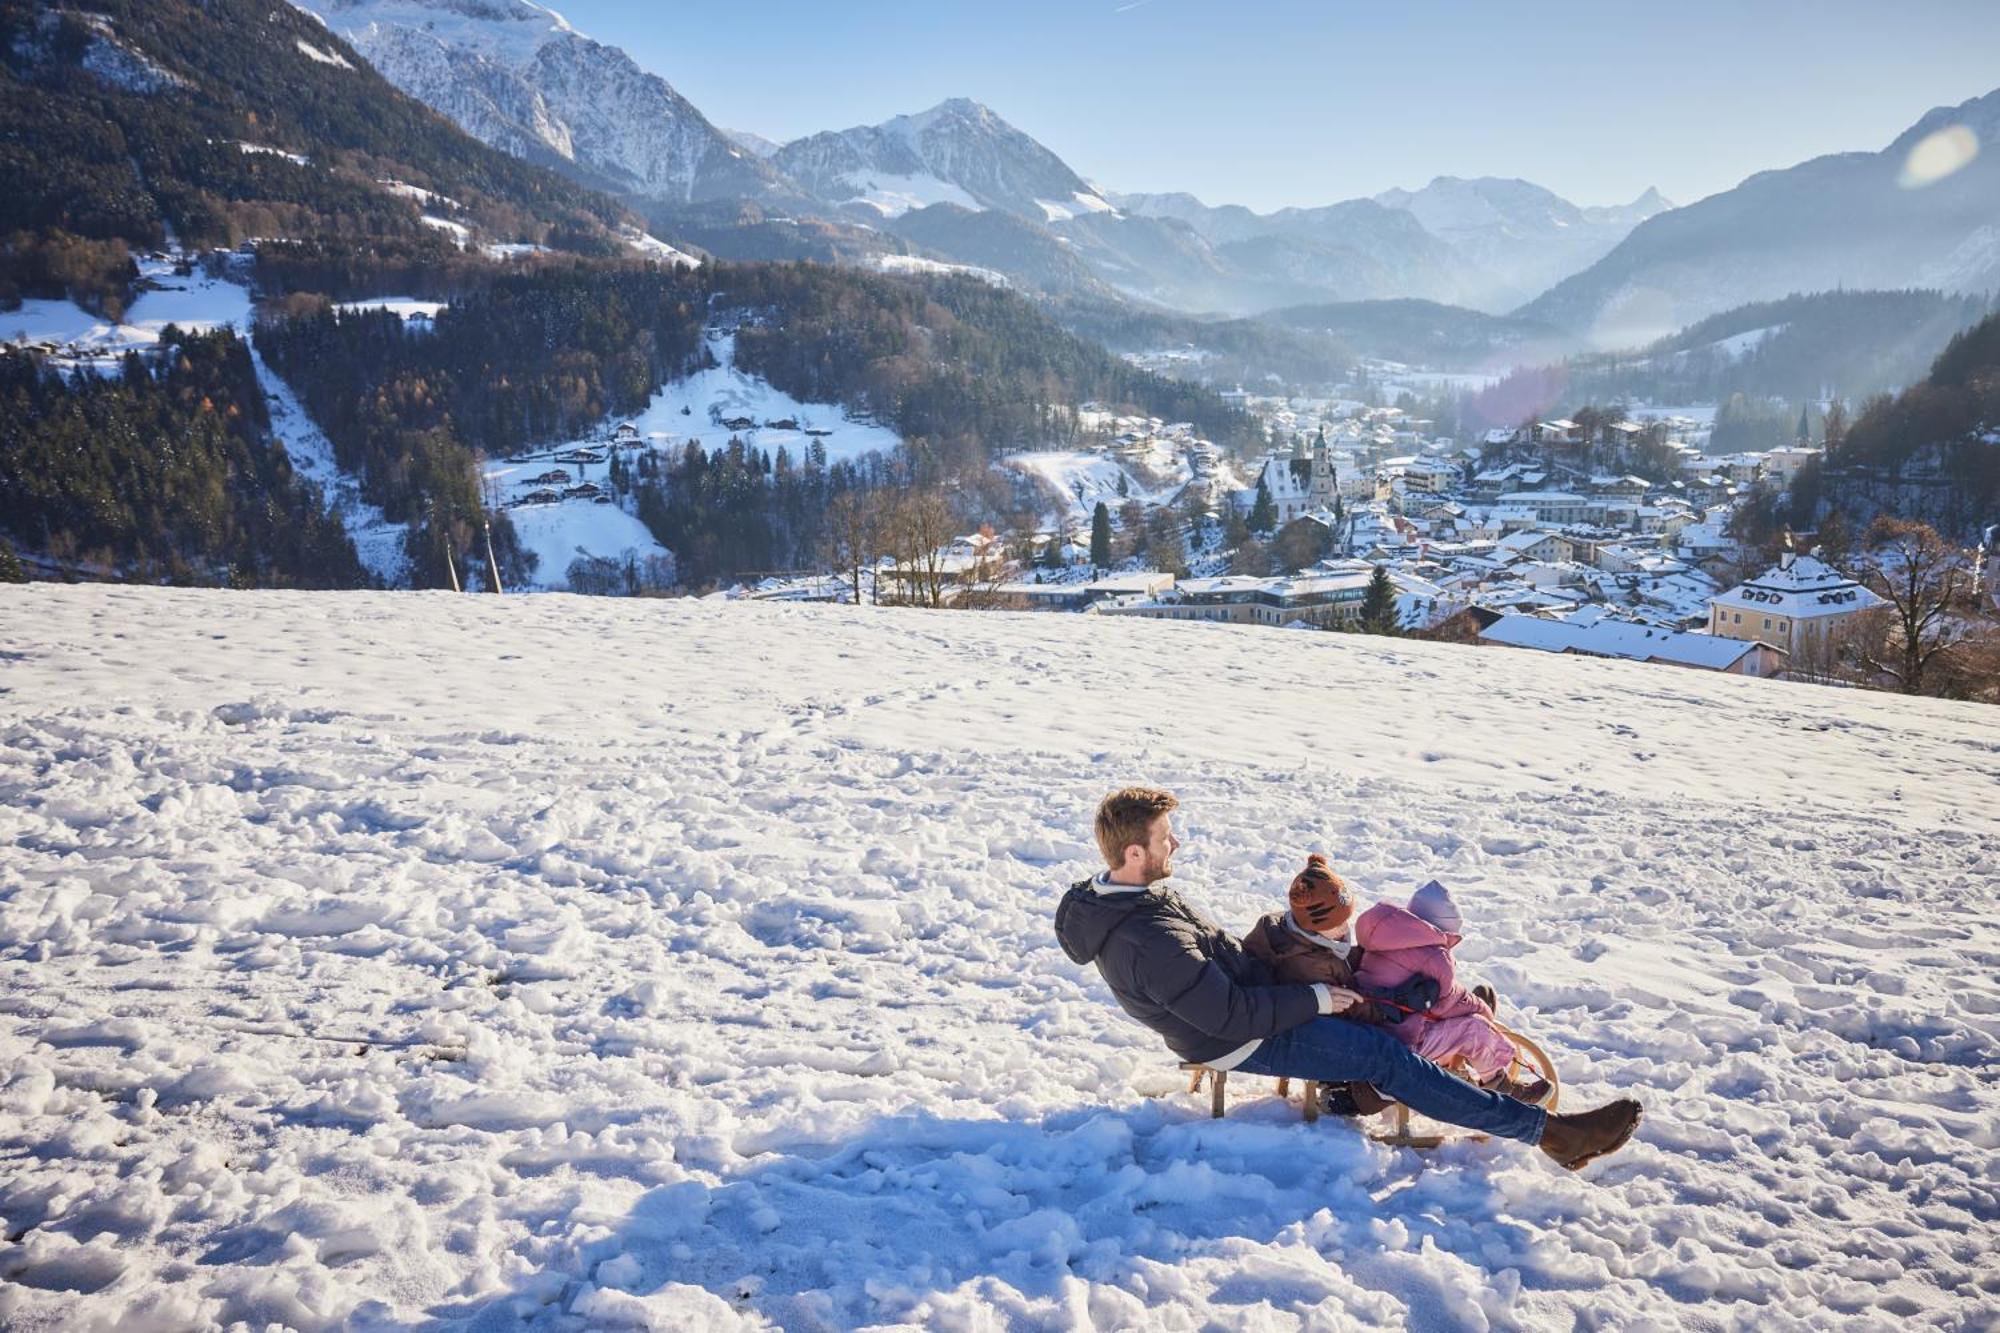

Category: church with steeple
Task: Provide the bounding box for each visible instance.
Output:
[1244,427,1340,525]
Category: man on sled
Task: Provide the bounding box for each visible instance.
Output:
[1055,787,1641,1170]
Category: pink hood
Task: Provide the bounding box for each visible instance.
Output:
[1354,902,1458,953]
[1352,901,1479,1025]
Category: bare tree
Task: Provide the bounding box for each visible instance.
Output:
[878,488,955,608]
[1857,517,1978,694]
[1783,609,1874,687]
[821,490,883,606]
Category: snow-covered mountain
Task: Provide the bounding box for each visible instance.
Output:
[293,0,794,204]
[4,584,1995,1327]
[772,98,1118,223]
[1372,177,1674,311]
[1520,86,2000,346]
[1115,180,1670,314]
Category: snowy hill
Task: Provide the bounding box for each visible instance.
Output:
[294,0,796,205]
[486,329,903,588]
[1,586,1995,1329]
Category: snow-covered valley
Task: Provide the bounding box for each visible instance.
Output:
[0,586,1994,1329]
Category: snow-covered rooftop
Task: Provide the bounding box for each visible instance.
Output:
[1480,613,1778,670]
[1712,554,1884,618]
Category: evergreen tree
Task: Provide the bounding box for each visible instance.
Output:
[0,537,23,584]
[1090,501,1112,570]
[1359,564,1399,635]
[1249,477,1276,534]
[1223,503,1251,550]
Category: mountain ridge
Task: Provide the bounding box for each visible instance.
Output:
[1517,86,2000,346]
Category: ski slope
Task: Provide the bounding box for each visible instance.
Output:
[0,586,1994,1330]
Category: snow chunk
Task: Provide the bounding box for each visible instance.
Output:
[296,37,354,69]
[237,142,311,167]
[419,215,470,248]
[839,170,982,218]
[620,227,699,268]
[871,253,1010,287]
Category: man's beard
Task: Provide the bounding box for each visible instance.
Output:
[1142,853,1172,883]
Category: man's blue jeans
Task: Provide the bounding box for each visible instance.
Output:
[1235,1018,1547,1144]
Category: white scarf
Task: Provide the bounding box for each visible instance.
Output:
[1284,910,1354,959]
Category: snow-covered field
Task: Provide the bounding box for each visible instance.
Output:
[498,498,672,592]
[615,331,902,468]
[1,259,253,368]
[333,296,446,324]
[1,586,1995,1330]
[870,254,1011,288]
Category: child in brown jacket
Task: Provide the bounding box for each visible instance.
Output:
[1241,854,1382,1014]
[1241,854,1390,1115]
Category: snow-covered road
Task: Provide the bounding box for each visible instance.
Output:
[0,587,1994,1329]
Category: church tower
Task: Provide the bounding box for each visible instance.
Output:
[1310,426,1338,510]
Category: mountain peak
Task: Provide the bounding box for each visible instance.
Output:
[295,0,795,204]
[921,96,992,120]
[773,98,1109,223]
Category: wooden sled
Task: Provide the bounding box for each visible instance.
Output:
[1374,1022,1562,1148]
[1179,1022,1560,1148]
[1177,1063,1323,1122]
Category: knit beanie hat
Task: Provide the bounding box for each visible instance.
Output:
[1289,854,1354,935]
[1407,879,1463,935]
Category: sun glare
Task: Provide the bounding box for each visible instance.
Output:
[1898,123,1979,188]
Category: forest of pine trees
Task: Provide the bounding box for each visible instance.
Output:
[0,329,362,584]
[1779,311,2000,542]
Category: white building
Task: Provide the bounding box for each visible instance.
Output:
[1497,491,1599,526]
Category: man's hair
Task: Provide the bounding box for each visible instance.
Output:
[1095,787,1178,869]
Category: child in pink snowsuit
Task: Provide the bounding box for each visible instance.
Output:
[1352,880,1543,1100]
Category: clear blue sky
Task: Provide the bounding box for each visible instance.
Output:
[549,1,2000,211]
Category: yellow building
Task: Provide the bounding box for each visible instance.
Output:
[1708,553,1882,660]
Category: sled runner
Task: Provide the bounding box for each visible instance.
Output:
[1178,1021,1560,1147]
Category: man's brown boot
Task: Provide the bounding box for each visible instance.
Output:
[1538,1098,1642,1170]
